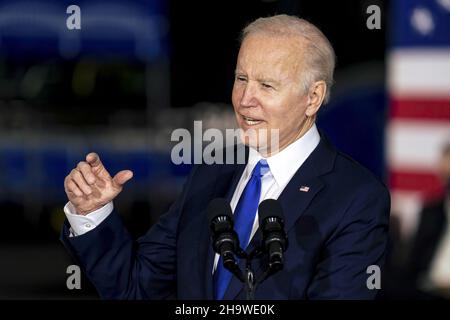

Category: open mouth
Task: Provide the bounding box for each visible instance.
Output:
[241,115,263,126]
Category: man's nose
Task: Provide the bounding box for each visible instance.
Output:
[240,82,258,107]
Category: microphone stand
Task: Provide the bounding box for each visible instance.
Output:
[244,260,256,300]
[228,246,272,300]
[243,247,262,300]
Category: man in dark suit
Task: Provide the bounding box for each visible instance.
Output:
[61,15,390,299]
[399,144,450,299]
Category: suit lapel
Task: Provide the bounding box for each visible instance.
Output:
[223,132,337,299]
[201,155,248,299]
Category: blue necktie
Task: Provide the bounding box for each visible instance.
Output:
[213,159,270,300]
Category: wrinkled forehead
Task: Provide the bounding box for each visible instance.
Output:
[236,34,306,79]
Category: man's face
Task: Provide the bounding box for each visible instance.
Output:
[232,34,310,153]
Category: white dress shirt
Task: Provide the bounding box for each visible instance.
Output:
[64,124,321,271]
[427,196,450,288]
[64,201,113,237]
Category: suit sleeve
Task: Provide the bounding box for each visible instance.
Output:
[306,182,391,299]
[60,166,198,299]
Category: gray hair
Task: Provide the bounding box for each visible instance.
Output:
[241,14,336,104]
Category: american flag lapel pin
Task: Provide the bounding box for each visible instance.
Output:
[299,186,310,192]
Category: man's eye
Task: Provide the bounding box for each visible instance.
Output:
[261,83,273,89]
[236,76,247,82]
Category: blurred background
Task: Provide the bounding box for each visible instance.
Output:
[0,0,449,299]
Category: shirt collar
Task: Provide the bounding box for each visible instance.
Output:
[247,123,321,187]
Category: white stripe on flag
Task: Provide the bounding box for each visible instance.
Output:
[388,48,450,98]
[387,119,450,171]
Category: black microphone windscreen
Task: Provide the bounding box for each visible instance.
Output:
[207,198,232,223]
[258,198,284,221]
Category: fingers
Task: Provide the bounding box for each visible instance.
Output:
[112,170,133,187]
[77,161,96,185]
[70,168,92,195]
[86,152,103,169]
[65,176,83,197]
[64,152,132,203]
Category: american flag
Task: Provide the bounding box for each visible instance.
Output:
[388,0,450,236]
[299,186,310,192]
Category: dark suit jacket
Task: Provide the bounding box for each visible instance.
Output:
[406,199,448,289]
[60,132,390,299]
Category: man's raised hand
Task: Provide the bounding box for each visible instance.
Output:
[64,152,133,215]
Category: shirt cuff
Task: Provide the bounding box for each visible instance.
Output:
[64,201,114,237]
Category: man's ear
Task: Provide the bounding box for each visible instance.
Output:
[305,80,326,117]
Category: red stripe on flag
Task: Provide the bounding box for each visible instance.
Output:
[389,170,445,200]
[390,98,450,120]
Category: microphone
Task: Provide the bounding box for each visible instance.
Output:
[207,198,244,281]
[258,199,288,273]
